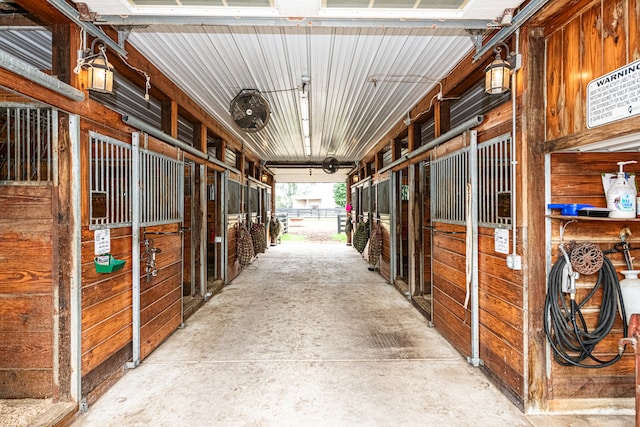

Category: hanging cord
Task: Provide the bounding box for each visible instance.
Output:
[117,53,151,101]
[544,243,628,368]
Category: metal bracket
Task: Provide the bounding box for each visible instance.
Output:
[79,398,89,413]
[466,29,485,54]
[559,219,576,242]
[125,360,140,369]
[117,27,133,48]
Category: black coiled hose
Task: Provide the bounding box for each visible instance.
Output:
[544,251,628,368]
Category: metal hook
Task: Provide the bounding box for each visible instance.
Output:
[559,220,576,242]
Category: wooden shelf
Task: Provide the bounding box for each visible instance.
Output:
[548,215,640,222]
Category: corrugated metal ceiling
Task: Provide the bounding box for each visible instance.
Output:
[2,0,529,180]
[129,24,472,163]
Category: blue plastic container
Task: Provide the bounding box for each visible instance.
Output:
[547,203,594,216]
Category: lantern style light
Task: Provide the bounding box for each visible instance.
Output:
[74,38,114,94]
[485,44,512,95]
[86,53,114,94]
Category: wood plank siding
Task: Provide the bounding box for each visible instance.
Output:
[0,186,55,398]
[547,152,639,399]
[538,0,640,406]
[78,122,184,402]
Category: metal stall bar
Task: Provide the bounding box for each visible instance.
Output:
[128,133,141,369]
[0,106,54,184]
[468,130,481,367]
[69,113,82,404]
[222,170,228,284]
[390,171,397,284]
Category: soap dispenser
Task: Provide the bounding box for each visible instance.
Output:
[607,161,637,218]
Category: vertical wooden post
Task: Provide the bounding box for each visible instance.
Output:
[346,179,353,245]
[407,122,416,152]
[407,123,422,296]
[195,122,207,153]
[434,99,451,138]
[392,137,402,162]
[376,151,384,174]
[51,23,79,401]
[525,27,548,412]
[161,99,178,138]
[219,140,226,163]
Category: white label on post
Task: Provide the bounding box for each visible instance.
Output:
[94,229,111,255]
[494,228,509,255]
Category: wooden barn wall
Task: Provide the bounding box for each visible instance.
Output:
[227,215,241,282]
[431,222,470,355]
[183,192,193,287]
[79,122,183,402]
[546,0,640,141]
[478,225,524,401]
[139,224,182,360]
[79,121,133,401]
[379,214,392,282]
[538,0,640,406]
[547,152,638,400]
[429,102,524,403]
[421,166,432,297]
[0,185,55,398]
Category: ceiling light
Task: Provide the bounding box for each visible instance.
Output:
[300,76,311,157]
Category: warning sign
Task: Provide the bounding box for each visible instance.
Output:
[587,59,640,128]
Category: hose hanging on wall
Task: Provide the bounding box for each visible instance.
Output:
[544,242,628,368]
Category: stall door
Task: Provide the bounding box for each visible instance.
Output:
[413,161,432,320]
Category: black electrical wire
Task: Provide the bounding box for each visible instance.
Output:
[544,250,628,368]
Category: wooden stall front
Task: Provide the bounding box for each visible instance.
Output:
[530,0,640,411]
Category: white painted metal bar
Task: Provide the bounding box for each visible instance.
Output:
[69,113,82,404]
[468,130,482,367]
[0,50,85,101]
[128,133,141,369]
[222,170,229,284]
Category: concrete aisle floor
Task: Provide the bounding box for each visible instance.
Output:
[72,242,634,427]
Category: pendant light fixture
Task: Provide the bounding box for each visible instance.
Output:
[484,43,513,95]
[74,38,114,94]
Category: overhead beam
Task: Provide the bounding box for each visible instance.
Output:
[472,0,551,61]
[266,161,356,169]
[92,15,494,30]
[46,0,127,57]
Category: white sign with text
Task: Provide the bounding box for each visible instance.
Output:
[587,59,640,128]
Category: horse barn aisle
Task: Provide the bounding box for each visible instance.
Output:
[71,243,626,427]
